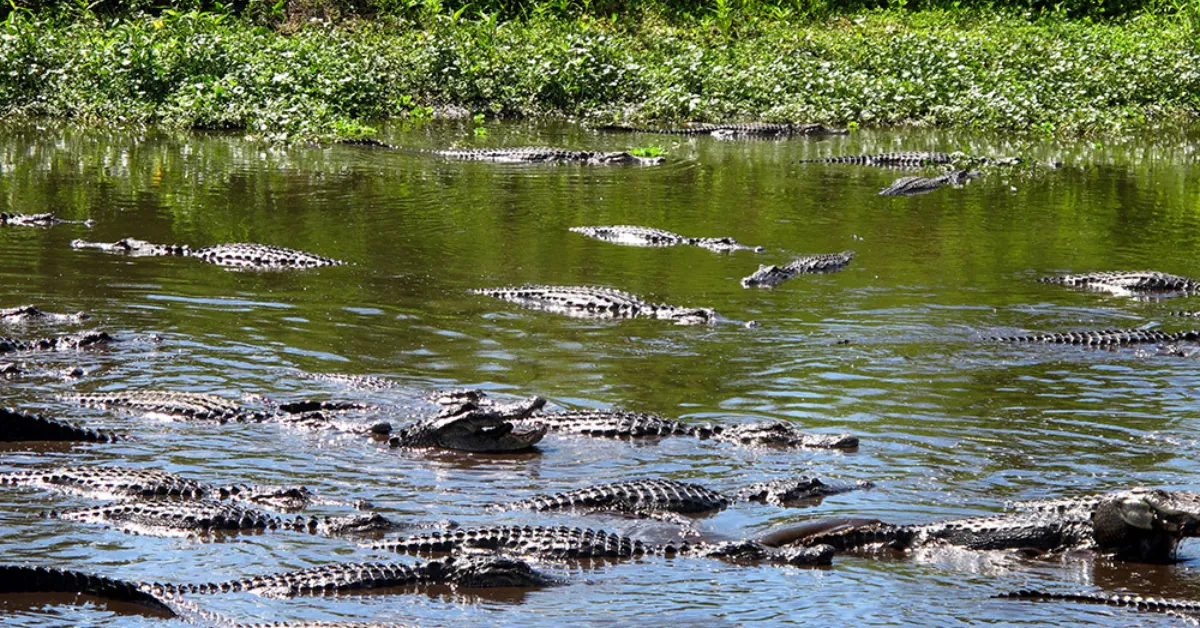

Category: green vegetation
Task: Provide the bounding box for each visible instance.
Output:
[630,146,666,158]
[1,1,1198,139]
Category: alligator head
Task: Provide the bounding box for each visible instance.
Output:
[715,422,859,450]
[607,151,665,166]
[389,396,548,452]
[1092,488,1200,562]
[71,238,190,257]
[696,540,836,566]
[737,477,874,506]
[435,556,562,587]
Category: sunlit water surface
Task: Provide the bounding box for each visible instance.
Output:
[2,121,1200,626]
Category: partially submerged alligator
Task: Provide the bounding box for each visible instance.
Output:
[596,122,848,139]
[387,394,547,453]
[796,152,1021,169]
[992,329,1200,347]
[430,147,664,166]
[70,239,345,269]
[294,371,398,391]
[1,407,124,443]
[500,477,872,519]
[0,330,113,354]
[569,225,763,253]
[762,488,1200,563]
[365,524,836,567]
[0,305,90,325]
[0,212,93,228]
[0,465,350,511]
[517,408,859,449]
[740,250,856,288]
[878,170,979,197]
[153,555,558,597]
[0,564,174,615]
[49,500,400,537]
[997,589,1200,624]
[1038,271,1200,297]
[472,285,719,325]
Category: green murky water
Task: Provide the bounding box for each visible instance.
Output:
[3,121,1200,626]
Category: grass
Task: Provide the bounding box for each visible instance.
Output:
[1,2,1198,140]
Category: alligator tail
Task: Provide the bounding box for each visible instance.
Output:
[0,564,175,616]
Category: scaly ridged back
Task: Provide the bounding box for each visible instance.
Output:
[741,251,855,288]
[366,524,676,560]
[193,243,344,269]
[992,329,1196,346]
[797,152,957,167]
[67,390,265,422]
[0,564,173,613]
[0,465,206,499]
[521,410,710,438]
[878,170,978,197]
[0,408,122,443]
[503,479,732,514]
[1038,271,1200,294]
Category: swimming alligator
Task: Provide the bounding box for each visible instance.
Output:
[0,564,174,615]
[430,147,665,165]
[0,330,113,354]
[992,329,1200,347]
[499,477,872,520]
[0,305,90,325]
[364,524,836,567]
[0,407,124,443]
[293,371,398,391]
[0,212,93,227]
[997,589,1200,624]
[387,394,547,453]
[569,225,763,253]
[596,122,848,139]
[48,500,401,537]
[1038,271,1200,297]
[740,250,856,288]
[70,239,345,269]
[761,488,1200,563]
[0,465,354,511]
[796,152,1021,169]
[472,285,719,325]
[152,555,558,597]
[878,170,979,197]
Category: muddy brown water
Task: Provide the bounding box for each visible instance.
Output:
[2,121,1200,626]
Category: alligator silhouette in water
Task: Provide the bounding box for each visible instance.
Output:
[70,239,345,269]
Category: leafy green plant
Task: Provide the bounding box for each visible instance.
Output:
[629,145,666,157]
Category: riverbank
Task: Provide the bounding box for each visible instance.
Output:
[2,6,1198,140]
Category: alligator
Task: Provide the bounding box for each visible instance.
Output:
[1,407,124,443]
[1038,271,1200,297]
[48,500,400,537]
[429,147,664,166]
[992,329,1200,347]
[152,555,559,597]
[0,305,90,324]
[472,285,719,325]
[0,212,94,227]
[0,330,113,354]
[878,170,980,197]
[596,123,848,139]
[293,371,398,391]
[569,225,763,253]
[795,152,1021,168]
[499,477,872,519]
[761,488,1200,563]
[0,564,174,615]
[997,589,1200,624]
[518,409,859,449]
[739,250,856,288]
[388,394,547,453]
[364,524,835,567]
[70,238,345,269]
[0,465,355,511]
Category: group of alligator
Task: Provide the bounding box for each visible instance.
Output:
[3,121,1200,626]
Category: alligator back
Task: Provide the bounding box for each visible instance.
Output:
[878,170,978,197]
[0,408,122,443]
[366,524,673,560]
[0,564,173,614]
[523,410,711,438]
[0,465,206,499]
[992,329,1197,346]
[192,243,345,269]
[50,500,287,536]
[1038,270,1200,295]
[66,390,267,423]
[570,225,688,247]
[797,152,957,167]
[0,331,113,353]
[740,250,855,288]
[503,479,732,515]
[472,285,717,324]
[430,147,658,165]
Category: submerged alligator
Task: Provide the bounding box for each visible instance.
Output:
[48,500,400,538]
[596,122,848,139]
[429,147,664,166]
[740,250,856,288]
[1,407,124,443]
[365,524,836,567]
[387,394,547,453]
[0,305,90,325]
[992,329,1200,347]
[569,225,763,253]
[795,152,1021,169]
[517,408,858,449]
[0,212,93,228]
[500,477,872,521]
[0,330,113,354]
[472,285,719,325]
[0,565,174,615]
[762,488,1200,563]
[997,589,1200,624]
[0,465,352,511]
[878,170,979,197]
[70,239,345,269]
[1038,271,1200,297]
[152,555,558,597]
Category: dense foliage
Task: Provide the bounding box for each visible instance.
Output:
[1,2,1198,139]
